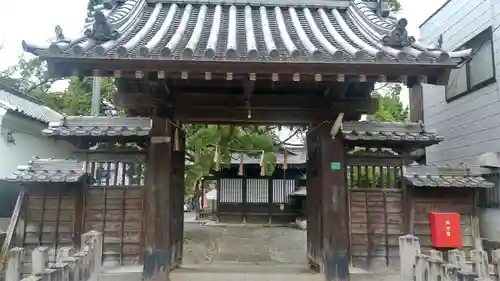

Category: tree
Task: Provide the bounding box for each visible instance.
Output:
[184,124,279,194]
[368,84,408,122]
[87,0,100,12]
[389,0,402,12]
[0,56,118,116]
[0,0,308,198]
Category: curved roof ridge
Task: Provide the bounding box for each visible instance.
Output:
[20,0,462,85]
[351,0,470,60]
[351,0,393,33]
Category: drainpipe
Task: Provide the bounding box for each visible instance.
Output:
[91,77,101,116]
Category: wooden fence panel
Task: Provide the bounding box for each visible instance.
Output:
[21,186,78,278]
[83,188,144,266]
[349,189,404,271]
[83,160,145,266]
[411,188,475,255]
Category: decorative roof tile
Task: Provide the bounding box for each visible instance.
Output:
[5,158,87,183]
[341,121,444,145]
[42,116,152,137]
[403,165,495,189]
[0,86,62,123]
[22,0,469,65]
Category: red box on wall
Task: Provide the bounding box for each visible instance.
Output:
[429,212,462,248]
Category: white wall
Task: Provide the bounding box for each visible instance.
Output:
[0,111,75,179]
[419,0,500,165]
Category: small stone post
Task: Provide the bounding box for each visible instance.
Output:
[31,246,49,275]
[471,248,489,280]
[6,247,23,281]
[415,253,430,281]
[492,250,500,280]
[399,235,420,281]
[81,230,103,273]
[448,249,467,270]
[57,246,76,261]
[428,250,444,281]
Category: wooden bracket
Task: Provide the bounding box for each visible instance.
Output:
[151,136,171,144]
[330,113,344,138]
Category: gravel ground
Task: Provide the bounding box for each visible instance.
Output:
[182,223,307,265]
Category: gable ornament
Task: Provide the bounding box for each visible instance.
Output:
[54,25,71,43]
[84,11,120,42]
[381,18,416,47]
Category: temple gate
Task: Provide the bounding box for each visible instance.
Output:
[14,0,474,280]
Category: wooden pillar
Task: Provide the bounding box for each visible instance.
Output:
[306,126,322,271]
[142,116,173,280]
[401,151,414,235]
[268,177,273,223]
[242,176,247,223]
[318,122,350,281]
[216,179,221,223]
[171,123,185,268]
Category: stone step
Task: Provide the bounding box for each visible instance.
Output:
[96,264,400,281]
[169,263,323,281]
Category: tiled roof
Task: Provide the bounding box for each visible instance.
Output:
[42,116,152,137]
[289,186,306,196]
[341,121,444,146]
[5,158,87,183]
[22,0,469,65]
[230,147,306,165]
[0,86,62,123]
[403,165,495,189]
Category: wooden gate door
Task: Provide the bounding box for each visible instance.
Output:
[346,152,405,272]
[83,161,146,266]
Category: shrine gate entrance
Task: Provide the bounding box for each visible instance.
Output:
[20,0,469,279]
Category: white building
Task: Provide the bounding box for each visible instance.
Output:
[0,85,74,216]
[417,0,499,165]
[417,0,500,243]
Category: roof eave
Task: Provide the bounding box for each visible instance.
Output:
[4,109,50,125]
[41,56,458,85]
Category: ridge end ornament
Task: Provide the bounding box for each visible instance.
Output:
[382,18,416,47]
[84,11,120,42]
[54,25,70,43]
[377,0,391,17]
[102,0,116,9]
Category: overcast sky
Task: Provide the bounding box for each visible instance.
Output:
[0,0,448,124]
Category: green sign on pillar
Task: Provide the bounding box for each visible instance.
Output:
[330,162,341,170]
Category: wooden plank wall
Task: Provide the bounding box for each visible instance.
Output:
[21,186,78,277]
[83,188,144,266]
[411,188,476,255]
[349,189,404,272]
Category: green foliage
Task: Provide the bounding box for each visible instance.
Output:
[0,56,118,116]
[0,55,280,196]
[87,0,100,12]
[0,0,296,196]
[368,84,408,122]
[184,124,278,194]
[389,0,402,12]
[347,165,398,189]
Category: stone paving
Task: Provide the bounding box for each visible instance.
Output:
[97,222,399,281]
[182,223,307,265]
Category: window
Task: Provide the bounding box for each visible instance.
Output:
[446,27,496,101]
